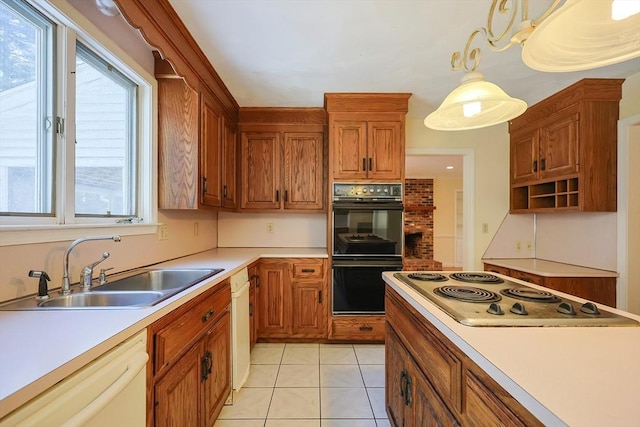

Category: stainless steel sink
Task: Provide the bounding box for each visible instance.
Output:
[95,268,223,292]
[38,291,164,308]
[0,267,224,310]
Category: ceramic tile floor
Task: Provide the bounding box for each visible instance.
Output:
[215,343,389,427]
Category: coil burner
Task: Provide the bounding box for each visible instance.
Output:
[407,273,448,282]
[434,286,502,303]
[449,272,504,284]
[500,288,561,303]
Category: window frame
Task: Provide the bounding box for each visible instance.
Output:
[0,0,158,246]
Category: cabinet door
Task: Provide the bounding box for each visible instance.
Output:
[241,132,281,209]
[154,343,202,427]
[291,279,326,336]
[284,132,324,211]
[332,121,367,180]
[258,261,290,336]
[409,361,461,427]
[222,117,237,209]
[386,325,409,427]
[539,113,579,179]
[511,128,539,184]
[464,369,527,427]
[367,121,403,180]
[200,92,223,207]
[157,79,199,209]
[203,311,231,427]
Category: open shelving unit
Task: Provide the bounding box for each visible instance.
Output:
[512,177,580,212]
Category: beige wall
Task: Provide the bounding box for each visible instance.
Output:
[626,123,640,314]
[620,72,640,119]
[433,178,463,267]
[406,120,510,270]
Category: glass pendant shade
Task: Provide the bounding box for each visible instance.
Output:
[424,71,528,131]
[522,0,640,72]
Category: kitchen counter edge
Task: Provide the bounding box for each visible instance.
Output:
[482,257,619,277]
[0,247,327,418]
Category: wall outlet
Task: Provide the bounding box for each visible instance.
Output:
[158,224,169,240]
[194,222,199,237]
[482,223,488,233]
[526,241,532,251]
[267,223,274,233]
[516,240,522,251]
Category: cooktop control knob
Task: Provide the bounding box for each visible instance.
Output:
[486,303,504,315]
[557,302,577,315]
[510,302,528,315]
[580,301,601,315]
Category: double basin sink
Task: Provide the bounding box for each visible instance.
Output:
[0,268,224,310]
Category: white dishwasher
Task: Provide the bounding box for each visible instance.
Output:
[1,330,148,427]
[229,268,250,401]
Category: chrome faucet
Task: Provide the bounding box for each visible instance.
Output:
[80,252,110,291]
[62,235,121,294]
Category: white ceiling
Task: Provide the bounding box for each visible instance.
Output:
[165,0,639,178]
[167,0,640,121]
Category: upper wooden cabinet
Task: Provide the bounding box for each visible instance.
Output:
[238,108,326,212]
[325,93,410,182]
[509,79,623,213]
[156,55,238,210]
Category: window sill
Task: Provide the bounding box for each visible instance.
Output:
[0,223,160,247]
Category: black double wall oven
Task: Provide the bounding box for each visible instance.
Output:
[332,183,403,315]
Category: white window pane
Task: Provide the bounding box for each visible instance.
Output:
[0,0,53,215]
[75,43,136,216]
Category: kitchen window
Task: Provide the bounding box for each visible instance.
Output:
[0,0,156,243]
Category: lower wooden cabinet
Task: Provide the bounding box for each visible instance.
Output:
[483,263,616,306]
[258,258,327,339]
[329,316,385,342]
[385,287,543,427]
[148,281,231,426]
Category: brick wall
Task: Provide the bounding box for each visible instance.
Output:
[404,179,442,271]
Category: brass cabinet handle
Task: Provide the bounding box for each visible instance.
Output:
[359,325,373,332]
[362,158,367,171]
[533,160,538,172]
[301,268,315,273]
[318,290,323,304]
[201,309,215,323]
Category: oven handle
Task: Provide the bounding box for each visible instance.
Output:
[332,260,403,268]
[332,202,403,210]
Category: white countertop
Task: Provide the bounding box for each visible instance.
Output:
[0,247,327,418]
[383,272,640,427]
[482,258,619,278]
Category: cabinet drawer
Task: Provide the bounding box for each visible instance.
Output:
[154,282,231,373]
[330,317,384,341]
[292,260,325,279]
[510,270,545,286]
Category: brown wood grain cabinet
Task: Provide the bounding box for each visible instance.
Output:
[156,56,237,211]
[257,258,327,339]
[509,79,622,213]
[238,108,326,212]
[385,287,544,427]
[325,94,410,182]
[329,316,385,342]
[147,281,231,426]
[483,263,616,306]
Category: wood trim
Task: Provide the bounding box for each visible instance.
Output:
[509,79,623,132]
[113,0,239,120]
[324,93,411,113]
[239,107,327,125]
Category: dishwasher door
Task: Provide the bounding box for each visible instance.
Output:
[231,280,251,395]
[1,330,148,427]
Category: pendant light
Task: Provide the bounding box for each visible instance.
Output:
[424,71,527,131]
[522,0,640,72]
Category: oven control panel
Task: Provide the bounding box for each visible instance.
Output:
[333,183,402,200]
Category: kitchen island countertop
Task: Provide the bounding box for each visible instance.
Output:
[383,271,640,426]
[0,247,327,418]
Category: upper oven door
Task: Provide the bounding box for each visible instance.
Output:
[332,202,403,257]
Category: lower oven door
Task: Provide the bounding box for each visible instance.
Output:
[332,258,403,315]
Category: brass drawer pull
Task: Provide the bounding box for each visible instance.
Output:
[359,325,373,332]
[301,268,315,273]
[201,309,215,323]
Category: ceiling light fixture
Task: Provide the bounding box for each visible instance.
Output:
[425,0,640,131]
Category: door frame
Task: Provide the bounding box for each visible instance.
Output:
[406,148,474,270]
[617,113,640,311]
